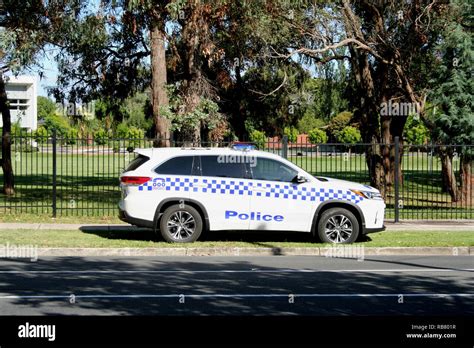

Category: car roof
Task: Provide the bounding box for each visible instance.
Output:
[135,147,283,161]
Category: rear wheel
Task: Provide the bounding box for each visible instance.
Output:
[160,205,203,243]
[317,207,359,244]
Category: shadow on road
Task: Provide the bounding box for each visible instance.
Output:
[0,256,472,316]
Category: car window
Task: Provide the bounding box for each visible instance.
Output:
[155,156,194,175]
[125,155,149,172]
[251,157,298,182]
[199,155,247,179]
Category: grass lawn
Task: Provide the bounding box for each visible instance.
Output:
[0,229,472,248]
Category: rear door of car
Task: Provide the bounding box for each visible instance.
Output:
[191,155,251,231]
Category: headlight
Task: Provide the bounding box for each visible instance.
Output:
[350,189,383,200]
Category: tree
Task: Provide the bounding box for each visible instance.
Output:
[327,111,353,140]
[52,1,171,146]
[335,126,362,156]
[429,0,473,204]
[404,114,430,147]
[271,0,446,197]
[37,96,57,121]
[0,0,77,195]
[308,128,327,157]
[308,129,327,144]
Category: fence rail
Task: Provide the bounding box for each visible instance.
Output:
[0,132,472,221]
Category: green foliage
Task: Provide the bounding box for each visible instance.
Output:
[11,123,24,136]
[64,128,78,145]
[127,126,145,148]
[43,113,71,136]
[429,0,473,149]
[33,126,49,143]
[297,112,325,134]
[94,129,108,145]
[283,126,299,143]
[115,123,130,139]
[308,129,328,144]
[37,97,57,121]
[335,126,362,145]
[328,111,353,137]
[404,115,430,145]
[161,87,224,137]
[249,130,267,149]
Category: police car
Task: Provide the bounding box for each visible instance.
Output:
[119,144,385,244]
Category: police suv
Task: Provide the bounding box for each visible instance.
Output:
[119,144,385,244]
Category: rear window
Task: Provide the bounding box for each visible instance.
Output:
[155,156,194,175]
[125,155,149,172]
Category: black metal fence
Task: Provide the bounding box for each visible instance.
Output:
[0,131,472,221]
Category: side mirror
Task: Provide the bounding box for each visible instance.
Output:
[292,175,308,184]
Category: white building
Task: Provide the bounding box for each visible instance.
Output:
[0,75,37,131]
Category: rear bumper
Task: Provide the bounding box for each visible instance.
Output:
[119,208,153,228]
[363,225,386,234]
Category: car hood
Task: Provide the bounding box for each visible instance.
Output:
[313,176,379,192]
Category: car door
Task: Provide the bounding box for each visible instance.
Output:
[249,157,314,232]
[190,155,252,231]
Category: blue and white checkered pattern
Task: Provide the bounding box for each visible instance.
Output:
[139,177,363,204]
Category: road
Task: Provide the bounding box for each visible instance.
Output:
[0,255,472,315]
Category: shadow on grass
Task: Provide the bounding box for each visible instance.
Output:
[79,225,374,248]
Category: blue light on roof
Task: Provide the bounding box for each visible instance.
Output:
[231,143,257,151]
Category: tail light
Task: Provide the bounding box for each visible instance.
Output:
[120,176,151,185]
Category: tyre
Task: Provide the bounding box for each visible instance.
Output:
[159,204,203,243]
[317,207,359,244]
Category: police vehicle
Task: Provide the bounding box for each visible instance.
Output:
[119,143,385,244]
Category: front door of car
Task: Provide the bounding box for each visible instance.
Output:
[248,157,314,232]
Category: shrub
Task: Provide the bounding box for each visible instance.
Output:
[94,129,108,145]
[34,126,49,144]
[115,123,130,139]
[249,129,267,149]
[283,126,299,143]
[308,129,328,144]
[335,126,362,144]
[127,126,145,148]
[44,113,71,136]
[63,128,78,145]
[328,111,353,137]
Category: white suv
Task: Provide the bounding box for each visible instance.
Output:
[119,145,385,244]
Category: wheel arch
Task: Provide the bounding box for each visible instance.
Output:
[311,200,365,236]
[153,198,210,232]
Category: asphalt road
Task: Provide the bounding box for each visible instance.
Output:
[0,255,472,315]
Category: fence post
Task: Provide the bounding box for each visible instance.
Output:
[282,135,288,159]
[52,129,57,218]
[394,136,400,223]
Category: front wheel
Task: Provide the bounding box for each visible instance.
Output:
[317,208,359,244]
[160,205,203,243]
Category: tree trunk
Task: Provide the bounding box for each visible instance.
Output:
[366,138,385,197]
[0,73,14,195]
[458,155,472,206]
[150,20,170,147]
[439,149,458,201]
